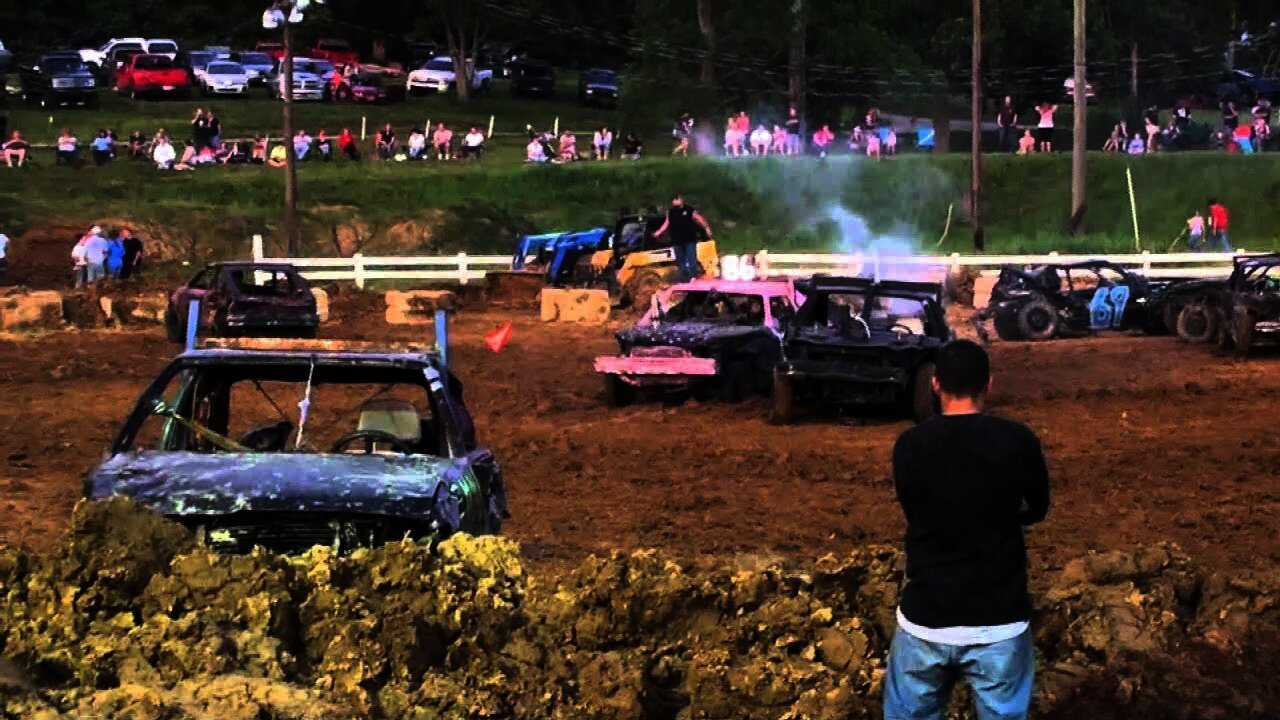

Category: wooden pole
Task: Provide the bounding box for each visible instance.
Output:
[1071,0,1087,230]
[971,0,984,250]
[282,14,300,256]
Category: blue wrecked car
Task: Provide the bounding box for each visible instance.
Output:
[83,339,507,555]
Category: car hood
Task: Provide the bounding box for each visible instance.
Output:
[86,451,469,520]
[619,322,774,350]
[207,73,248,81]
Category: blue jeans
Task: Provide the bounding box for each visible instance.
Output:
[883,627,1034,720]
[1214,231,1232,252]
[674,243,700,282]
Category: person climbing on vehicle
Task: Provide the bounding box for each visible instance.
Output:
[653,193,712,283]
[885,339,1050,720]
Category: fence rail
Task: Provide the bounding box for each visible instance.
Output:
[250,235,1247,288]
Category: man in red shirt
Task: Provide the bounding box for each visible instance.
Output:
[1208,198,1232,252]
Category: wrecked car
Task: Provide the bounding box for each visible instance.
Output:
[771,276,950,424]
[594,278,801,406]
[1211,253,1280,357]
[974,260,1197,341]
[165,262,320,343]
[83,338,507,554]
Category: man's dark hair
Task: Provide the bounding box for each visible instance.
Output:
[934,340,990,398]
[1207,196,1217,205]
[670,192,682,202]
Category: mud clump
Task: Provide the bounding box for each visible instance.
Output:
[2,501,1277,719]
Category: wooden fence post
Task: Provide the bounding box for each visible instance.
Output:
[252,234,265,261]
[353,253,366,289]
[457,252,469,284]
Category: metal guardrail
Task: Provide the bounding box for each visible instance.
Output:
[250,235,1248,288]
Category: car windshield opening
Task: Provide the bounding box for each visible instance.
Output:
[42,57,87,73]
[207,63,243,74]
[661,291,766,325]
[227,268,300,297]
[424,59,452,71]
[821,292,931,335]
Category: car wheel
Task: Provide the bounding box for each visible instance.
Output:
[911,362,939,423]
[1176,302,1219,344]
[164,309,184,344]
[603,374,636,408]
[992,309,1021,341]
[716,359,751,403]
[1232,308,1254,358]
[768,370,795,425]
[1016,299,1058,341]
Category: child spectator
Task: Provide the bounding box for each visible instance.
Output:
[622,132,643,160]
[407,128,426,159]
[593,126,612,160]
[771,124,788,155]
[866,127,881,159]
[338,128,360,160]
[314,130,332,161]
[152,136,177,169]
[750,125,771,156]
[1017,129,1035,154]
[1145,115,1160,153]
[882,124,897,156]
[672,113,693,156]
[2,131,28,167]
[525,136,548,163]
[433,124,453,160]
[1126,133,1145,155]
[1186,210,1206,251]
[375,123,397,160]
[461,127,485,160]
[559,131,578,162]
[56,129,80,166]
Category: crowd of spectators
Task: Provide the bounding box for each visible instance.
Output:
[68,225,145,288]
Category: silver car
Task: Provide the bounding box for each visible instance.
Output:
[202,61,249,96]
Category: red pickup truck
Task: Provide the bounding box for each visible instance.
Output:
[255,41,286,62]
[310,39,360,67]
[116,54,191,99]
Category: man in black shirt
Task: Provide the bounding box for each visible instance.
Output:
[884,340,1049,720]
[996,96,1018,152]
[119,228,144,280]
[653,193,712,282]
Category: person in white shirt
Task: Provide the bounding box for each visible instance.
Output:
[749,125,772,156]
[526,137,547,163]
[407,128,427,160]
[0,229,9,276]
[462,128,485,160]
[153,138,177,170]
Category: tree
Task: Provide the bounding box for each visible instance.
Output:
[435,0,488,103]
[696,0,716,86]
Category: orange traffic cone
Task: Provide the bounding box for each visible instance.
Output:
[485,322,513,353]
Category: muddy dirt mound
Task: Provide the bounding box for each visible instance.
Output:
[1,501,1277,719]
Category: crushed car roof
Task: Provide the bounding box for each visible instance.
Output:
[179,338,440,366]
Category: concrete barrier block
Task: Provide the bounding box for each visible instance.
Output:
[973,274,999,310]
[0,290,64,331]
[311,287,330,323]
[540,288,610,324]
[384,290,456,325]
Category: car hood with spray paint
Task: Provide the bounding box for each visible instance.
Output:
[617,322,778,354]
[85,451,470,524]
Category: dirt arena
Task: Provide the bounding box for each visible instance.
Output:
[1,291,1276,584]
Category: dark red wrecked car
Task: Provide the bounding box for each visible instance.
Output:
[165,262,320,342]
[330,70,405,104]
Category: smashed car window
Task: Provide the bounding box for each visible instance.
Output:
[824,293,931,334]
[662,291,765,324]
[226,268,299,297]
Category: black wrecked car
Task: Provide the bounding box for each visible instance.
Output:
[975,260,1195,342]
[18,51,99,108]
[165,262,320,342]
[771,276,950,424]
[1200,253,1280,357]
[83,339,507,554]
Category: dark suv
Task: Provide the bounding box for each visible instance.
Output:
[19,52,99,108]
[771,276,951,423]
[510,59,556,98]
[578,68,620,106]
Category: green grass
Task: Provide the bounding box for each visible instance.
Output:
[3,90,1280,260]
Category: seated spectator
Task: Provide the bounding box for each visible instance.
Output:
[56,129,80,166]
[375,123,397,160]
[314,130,333,161]
[771,125,788,155]
[128,130,148,160]
[558,131,577,162]
[1017,128,1035,154]
[220,141,248,165]
[2,131,29,167]
[338,128,360,160]
[191,145,217,166]
[152,136,177,169]
[750,125,771,156]
[91,130,114,166]
[251,138,268,165]
[622,132,643,160]
[883,126,898,156]
[1127,133,1145,155]
[916,121,936,153]
[526,137,548,163]
[1160,118,1181,150]
[461,127,485,160]
[1102,123,1123,152]
[407,128,426,160]
[1253,116,1271,151]
[433,124,453,160]
[268,142,288,167]
[812,124,835,157]
[175,141,197,170]
[849,125,865,154]
[1233,123,1255,154]
[594,126,613,160]
[293,129,312,160]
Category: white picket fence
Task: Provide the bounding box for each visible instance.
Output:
[249,235,1247,288]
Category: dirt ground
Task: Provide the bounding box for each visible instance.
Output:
[1,291,1277,586]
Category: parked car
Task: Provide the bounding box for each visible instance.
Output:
[481,41,518,77]
[310,38,360,66]
[770,276,951,423]
[1216,69,1280,103]
[175,50,219,85]
[202,45,232,58]
[102,45,146,83]
[199,60,250,96]
[0,40,13,73]
[83,339,507,555]
[116,54,191,100]
[255,40,286,61]
[578,68,620,106]
[79,37,147,68]
[18,52,98,108]
[509,59,556,98]
[595,279,801,406]
[406,56,492,94]
[145,39,179,58]
[407,40,439,67]
[164,263,319,342]
[330,70,404,103]
[229,51,275,85]
[266,58,328,101]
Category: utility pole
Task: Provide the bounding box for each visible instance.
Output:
[971,0,983,250]
[282,15,300,256]
[1071,0,1086,230]
[789,0,808,138]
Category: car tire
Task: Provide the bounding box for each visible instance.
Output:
[912,362,939,423]
[1016,299,1058,341]
[992,309,1021,341]
[603,374,635,408]
[768,370,795,425]
[1232,308,1254,358]
[164,309,184,344]
[716,359,751,403]
[1176,302,1219,344]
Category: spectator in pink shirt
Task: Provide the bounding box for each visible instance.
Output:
[812,124,835,158]
[433,123,453,160]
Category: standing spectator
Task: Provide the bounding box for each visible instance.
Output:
[593,126,612,160]
[1221,99,1239,131]
[1208,198,1232,251]
[128,130,148,160]
[1126,133,1145,155]
[191,108,210,150]
[722,117,741,158]
[71,234,89,287]
[1252,115,1271,152]
[120,228,144,280]
[1102,123,1123,152]
[105,231,126,280]
[672,113,693,156]
[433,123,454,160]
[996,96,1018,152]
[1144,114,1160,153]
[812,124,835,158]
[2,131,28,167]
[314,130,333,161]
[884,340,1049,720]
[1035,102,1057,153]
[0,227,8,277]
[73,227,109,286]
[375,123,397,160]
[653,193,712,283]
[338,128,360,160]
[91,130,114,165]
[884,125,898,156]
[784,105,803,155]
[56,129,80,166]
[462,127,485,160]
[207,109,223,149]
[622,132,643,160]
[1017,129,1035,154]
[771,124,788,155]
[407,128,426,160]
[152,135,177,169]
[914,121,936,153]
[866,127,881,159]
[1186,210,1206,251]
